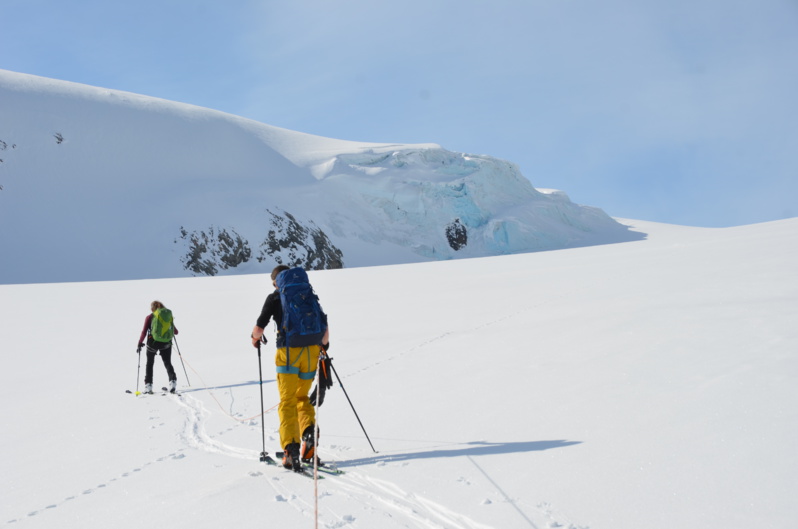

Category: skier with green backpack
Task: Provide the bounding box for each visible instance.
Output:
[137,300,179,394]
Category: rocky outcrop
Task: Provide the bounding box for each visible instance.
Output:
[445,218,468,251]
[176,210,343,276]
[176,226,251,276]
[258,209,344,270]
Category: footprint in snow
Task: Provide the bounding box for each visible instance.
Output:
[327,514,356,528]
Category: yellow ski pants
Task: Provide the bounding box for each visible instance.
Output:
[275,345,320,449]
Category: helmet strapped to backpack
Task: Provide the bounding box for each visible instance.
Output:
[275,267,327,348]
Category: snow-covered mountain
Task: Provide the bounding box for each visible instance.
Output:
[0,69,641,284]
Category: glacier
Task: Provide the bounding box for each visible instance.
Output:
[0,69,642,284]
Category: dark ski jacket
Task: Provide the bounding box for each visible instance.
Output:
[256,290,285,347]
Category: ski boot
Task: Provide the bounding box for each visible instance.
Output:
[301,425,317,461]
[282,443,302,472]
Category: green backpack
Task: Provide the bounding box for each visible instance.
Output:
[151,308,174,343]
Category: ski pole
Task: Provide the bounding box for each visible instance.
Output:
[135,346,142,395]
[172,336,191,387]
[326,352,378,453]
[256,340,270,462]
[313,354,321,523]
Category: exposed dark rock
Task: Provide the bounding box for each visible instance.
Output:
[445,218,468,251]
[175,210,344,276]
[258,209,344,270]
[176,226,251,276]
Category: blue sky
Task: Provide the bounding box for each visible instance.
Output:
[3,0,797,227]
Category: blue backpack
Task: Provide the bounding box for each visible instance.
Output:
[275,267,327,348]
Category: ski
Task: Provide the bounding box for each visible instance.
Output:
[161,386,182,396]
[307,464,343,476]
[263,457,322,479]
[126,389,158,396]
[290,468,322,479]
[259,452,320,478]
[275,452,344,476]
[311,464,343,476]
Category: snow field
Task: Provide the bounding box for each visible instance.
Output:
[1,218,797,528]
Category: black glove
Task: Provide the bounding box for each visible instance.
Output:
[309,385,323,407]
[137,343,143,353]
[322,341,330,352]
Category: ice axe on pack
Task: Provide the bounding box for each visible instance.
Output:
[309,350,333,406]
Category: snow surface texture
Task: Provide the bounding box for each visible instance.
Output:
[0,69,640,284]
[1,218,796,529]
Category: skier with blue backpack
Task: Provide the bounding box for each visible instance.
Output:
[251,265,330,472]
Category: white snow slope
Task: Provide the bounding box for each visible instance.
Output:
[1,218,796,529]
[0,69,640,285]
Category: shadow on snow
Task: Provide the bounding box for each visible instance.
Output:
[178,379,273,394]
[336,439,581,467]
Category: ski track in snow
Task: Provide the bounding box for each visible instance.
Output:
[170,389,585,529]
[6,379,584,528]
[174,392,256,460]
[173,391,505,528]
[331,473,497,529]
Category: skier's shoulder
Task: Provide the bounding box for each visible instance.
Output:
[262,289,282,315]
[266,289,281,304]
